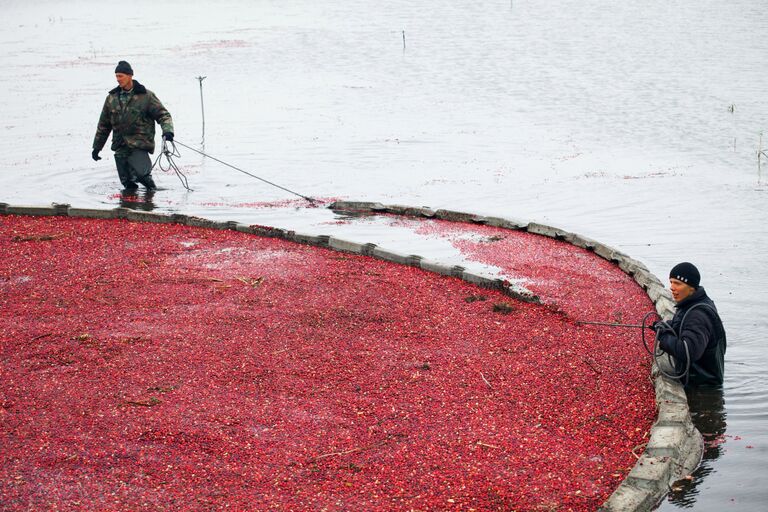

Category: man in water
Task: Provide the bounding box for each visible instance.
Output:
[92,61,174,190]
[654,262,726,386]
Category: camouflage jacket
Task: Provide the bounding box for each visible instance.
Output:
[92,80,173,154]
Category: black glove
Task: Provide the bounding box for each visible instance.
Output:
[162,132,174,142]
[91,149,101,161]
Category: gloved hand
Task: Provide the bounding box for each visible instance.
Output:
[91,149,101,161]
[162,132,174,142]
[649,319,670,333]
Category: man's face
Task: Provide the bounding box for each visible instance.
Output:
[669,278,696,303]
[115,73,133,90]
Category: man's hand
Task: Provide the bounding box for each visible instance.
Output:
[162,132,174,142]
[649,319,671,334]
[91,149,101,161]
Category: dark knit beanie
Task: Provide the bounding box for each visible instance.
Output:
[670,262,700,289]
[115,61,133,75]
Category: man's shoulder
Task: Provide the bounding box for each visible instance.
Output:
[133,81,149,95]
[683,302,719,332]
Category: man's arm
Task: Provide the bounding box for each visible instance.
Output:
[147,92,174,137]
[92,98,112,152]
[659,310,713,364]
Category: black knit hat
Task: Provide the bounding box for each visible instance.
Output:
[115,60,133,75]
[670,262,700,289]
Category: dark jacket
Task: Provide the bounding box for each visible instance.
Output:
[658,287,726,386]
[93,80,173,154]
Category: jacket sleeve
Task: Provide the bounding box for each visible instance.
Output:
[659,310,713,364]
[147,92,174,135]
[92,97,112,151]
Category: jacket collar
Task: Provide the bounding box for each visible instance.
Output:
[676,286,708,310]
[109,80,146,95]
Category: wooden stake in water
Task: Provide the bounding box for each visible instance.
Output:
[759,131,765,184]
[402,30,406,52]
[196,75,207,147]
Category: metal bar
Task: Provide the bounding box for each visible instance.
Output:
[576,320,644,328]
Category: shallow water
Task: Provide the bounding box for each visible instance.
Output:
[1,0,767,508]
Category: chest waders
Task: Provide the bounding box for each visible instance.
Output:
[111,88,159,190]
[115,149,155,189]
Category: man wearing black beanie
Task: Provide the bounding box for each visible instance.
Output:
[92,60,174,190]
[654,262,726,386]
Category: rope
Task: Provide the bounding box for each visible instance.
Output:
[641,304,720,386]
[640,311,660,355]
[174,139,317,204]
[651,319,691,386]
[152,139,192,191]
[585,310,695,384]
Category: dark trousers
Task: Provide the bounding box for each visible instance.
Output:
[114,149,156,189]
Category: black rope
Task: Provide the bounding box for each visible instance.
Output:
[640,311,660,355]
[152,139,192,191]
[174,139,317,204]
[580,311,693,385]
[654,303,723,386]
[639,311,693,385]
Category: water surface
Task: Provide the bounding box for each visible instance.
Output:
[1,1,766,508]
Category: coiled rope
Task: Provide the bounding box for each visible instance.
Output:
[153,139,192,191]
[583,309,709,386]
[641,311,692,386]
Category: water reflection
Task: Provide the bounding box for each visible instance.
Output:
[118,188,156,211]
[664,387,727,508]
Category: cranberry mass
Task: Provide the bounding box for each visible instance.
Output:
[1,215,655,510]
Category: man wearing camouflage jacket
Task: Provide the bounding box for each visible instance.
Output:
[92,61,174,190]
